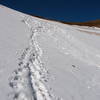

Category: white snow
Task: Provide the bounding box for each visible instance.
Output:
[1,4,100,100]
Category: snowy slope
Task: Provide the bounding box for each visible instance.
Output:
[1,5,100,100]
[0,5,31,100]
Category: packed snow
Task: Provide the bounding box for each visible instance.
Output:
[0,5,100,100]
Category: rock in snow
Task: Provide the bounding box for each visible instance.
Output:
[0,5,100,100]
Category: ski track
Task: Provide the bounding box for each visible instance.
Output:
[8,16,56,100]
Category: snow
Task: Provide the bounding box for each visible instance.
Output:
[1,4,100,100]
[0,5,30,100]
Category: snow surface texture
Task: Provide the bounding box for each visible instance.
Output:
[1,5,100,100]
[9,16,54,100]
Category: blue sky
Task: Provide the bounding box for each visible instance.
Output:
[1,0,100,22]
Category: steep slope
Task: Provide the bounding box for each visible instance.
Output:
[1,5,100,100]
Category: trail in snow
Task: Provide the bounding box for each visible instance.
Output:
[8,14,100,100]
[23,16,100,67]
[8,16,56,100]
